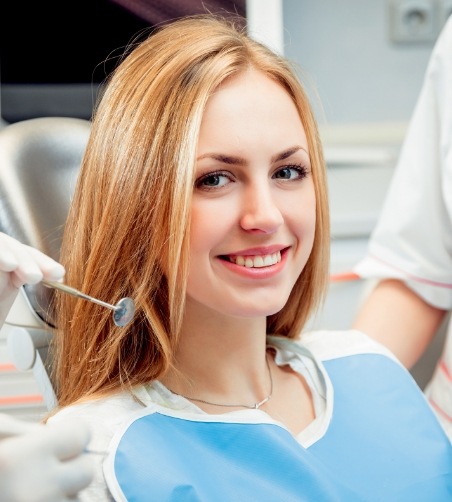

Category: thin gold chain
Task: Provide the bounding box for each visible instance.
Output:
[171,356,273,410]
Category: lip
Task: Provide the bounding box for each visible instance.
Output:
[218,246,290,279]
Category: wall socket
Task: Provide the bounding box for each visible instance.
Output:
[389,0,451,43]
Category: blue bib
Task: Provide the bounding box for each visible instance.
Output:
[104,353,452,501]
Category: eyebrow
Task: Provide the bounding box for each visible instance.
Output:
[271,146,308,163]
[196,146,309,165]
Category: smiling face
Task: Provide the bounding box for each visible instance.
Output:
[186,68,316,320]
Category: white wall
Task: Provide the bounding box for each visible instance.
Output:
[283,0,438,125]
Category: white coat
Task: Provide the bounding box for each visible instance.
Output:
[355,16,452,440]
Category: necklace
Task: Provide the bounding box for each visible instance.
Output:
[171,355,273,410]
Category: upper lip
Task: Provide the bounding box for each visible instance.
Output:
[224,245,289,257]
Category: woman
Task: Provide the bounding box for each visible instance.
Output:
[1,14,451,501]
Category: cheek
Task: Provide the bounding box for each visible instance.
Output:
[189,202,229,255]
[299,211,316,256]
[307,192,317,233]
[286,185,317,235]
[305,190,317,238]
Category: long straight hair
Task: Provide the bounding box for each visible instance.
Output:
[52,14,330,407]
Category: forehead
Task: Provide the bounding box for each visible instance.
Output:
[198,69,308,155]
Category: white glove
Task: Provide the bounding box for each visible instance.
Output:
[0,232,65,326]
[0,413,94,502]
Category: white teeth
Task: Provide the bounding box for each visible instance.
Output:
[254,256,264,267]
[231,251,281,268]
[245,257,254,268]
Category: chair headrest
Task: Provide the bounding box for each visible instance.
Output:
[0,117,91,326]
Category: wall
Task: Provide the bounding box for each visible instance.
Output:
[282,0,438,127]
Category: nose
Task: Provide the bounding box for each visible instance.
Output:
[240,183,284,234]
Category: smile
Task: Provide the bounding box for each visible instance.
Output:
[227,251,282,268]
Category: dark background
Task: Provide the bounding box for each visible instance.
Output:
[0,0,246,122]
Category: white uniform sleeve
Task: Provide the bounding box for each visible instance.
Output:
[354,17,452,310]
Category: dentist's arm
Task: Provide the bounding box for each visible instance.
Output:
[0,232,65,327]
[353,279,447,368]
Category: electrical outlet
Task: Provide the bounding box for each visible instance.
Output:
[389,0,439,43]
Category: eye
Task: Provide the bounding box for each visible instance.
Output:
[195,171,233,190]
[273,164,308,180]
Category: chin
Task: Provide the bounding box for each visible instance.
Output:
[229,300,288,319]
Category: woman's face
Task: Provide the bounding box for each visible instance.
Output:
[187,68,316,320]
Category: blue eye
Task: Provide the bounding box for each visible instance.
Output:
[195,171,232,190]
[273,165,308,180]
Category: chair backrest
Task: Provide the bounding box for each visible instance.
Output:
[0,117,90,409]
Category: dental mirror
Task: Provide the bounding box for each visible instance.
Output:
[42,280,135,327]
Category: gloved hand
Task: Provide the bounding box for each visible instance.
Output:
[0,413,94,501]
[0,232,65,326]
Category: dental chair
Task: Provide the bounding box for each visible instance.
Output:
[0,117,91,410]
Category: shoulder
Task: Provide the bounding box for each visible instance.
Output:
[49,389,144,421]
[429,16,452,89]
[48,389,149,452]
[271,329,399,363]
[303,328,399,361]
[437,16,452,55]
[47,390,150,502]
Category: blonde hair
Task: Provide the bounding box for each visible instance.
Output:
[52,14,330,406]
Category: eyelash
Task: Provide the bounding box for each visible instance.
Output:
[195,170,233,190]
[195,164,309,191]
[274,164,309,181]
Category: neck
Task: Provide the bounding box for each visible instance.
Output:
[168,353,274,410]
[160,298,273,406]
[161,315,271,405]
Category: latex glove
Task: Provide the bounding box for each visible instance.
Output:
[0,232,65,326]
[0,413,94,502]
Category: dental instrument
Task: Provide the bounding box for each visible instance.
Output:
[42,280,135,327]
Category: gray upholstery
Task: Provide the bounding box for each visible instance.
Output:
[0,117,91,408]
